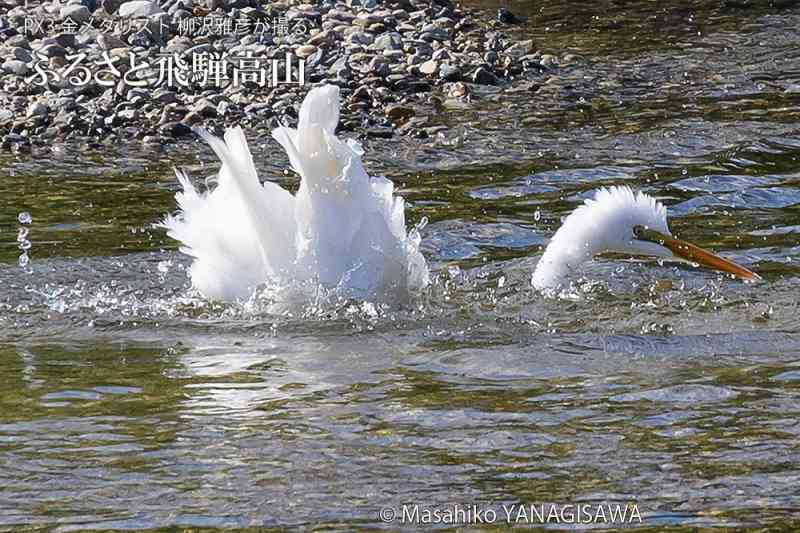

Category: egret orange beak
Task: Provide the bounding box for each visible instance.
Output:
[633,226,760,281]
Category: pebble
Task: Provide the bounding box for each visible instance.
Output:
[497,8,523,25]
[60,4,91,23]
[118,0,164,17]
[0,0,524,143]
[373,32,402,51]
[97,33,128,50]
[472,66,501,85]
[38,43,67,58]
[100,0,124,13]
[2,60,29,76]
[439,64,461,82]
[385,104,415,122]
[27,102,49,118]
[419,59,439,76]
[295,45,317,59]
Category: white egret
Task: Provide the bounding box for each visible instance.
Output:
[161,85,429,302]
[532,186,759,290]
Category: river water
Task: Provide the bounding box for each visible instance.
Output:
[2,0,800,530]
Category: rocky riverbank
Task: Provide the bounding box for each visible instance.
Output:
[0,0,556,152]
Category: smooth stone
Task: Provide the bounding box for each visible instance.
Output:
[439,64,461,81]
[6,35,30,49]
[97,33,128,50]
[308,31,331,46]
[2,59,29,76]
[419,59,438,75]
[295,44,317,58]
[118,0,164,17]
[27,102,49,118]
[373,32,402,51]
[505,39,534,58]
[60,4,90,23]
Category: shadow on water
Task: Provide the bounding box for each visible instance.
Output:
[1,0,800,530]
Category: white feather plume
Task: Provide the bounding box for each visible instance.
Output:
[161,85,429,303]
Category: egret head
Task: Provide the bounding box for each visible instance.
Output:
[532,186,759,290]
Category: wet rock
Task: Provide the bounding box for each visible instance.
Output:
[439,64,461,82]
[497,8,523,25]
[158,121,192,137]
[540,54,558,68]
[366,126,393,138]
[385,103,414,122]
[471,66,500,85]
[505,40,534,58]
[26,102,49,118]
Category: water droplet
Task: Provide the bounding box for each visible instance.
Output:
[17,228,28,241]
[18,253,29,268]
[534,209,541,221]
[497,275,505,288]
[18,239,31,251]
[18,212,32,224]
[681,169,688,176]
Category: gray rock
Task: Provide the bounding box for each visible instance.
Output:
[118,0,164,17]
[295,44,317,59]
[368,56,390,76]
[192,99,217,117]
[152,89,180,105]
[346,31,373,45]
[373,32,402,51]
[6,36,30,49]
[505,40,534,58]
[60,4,91,23]
[159,121,192,138]
[308,30,331,47]
[27,102,49,118]
[117,108,139,122]
[439,64,461,81]
[97,33,128,50]
[38,43,67,58]
[49,96,77,111]
[2,59,29,76]
[100,0,124,13]
[540,54,558,68]
[53,34,77,48]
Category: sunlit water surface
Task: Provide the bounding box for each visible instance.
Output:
[2,1,800,530]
